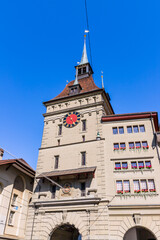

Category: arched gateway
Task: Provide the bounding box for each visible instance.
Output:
[124,226,156,240]
[50,224,81,240]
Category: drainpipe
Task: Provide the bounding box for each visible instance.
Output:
[150,113,160,160]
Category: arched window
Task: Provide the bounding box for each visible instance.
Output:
[14,176,24,192]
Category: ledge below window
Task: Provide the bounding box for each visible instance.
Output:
[114,169,154,173]
[116,192,158,197]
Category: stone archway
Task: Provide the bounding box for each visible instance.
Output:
[50,224,81,240]
[124,226,156,240]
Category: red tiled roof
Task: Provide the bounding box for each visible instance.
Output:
[49,75,100,101]
[0,158,35,177]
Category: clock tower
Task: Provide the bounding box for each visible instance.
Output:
[26,35,114,240]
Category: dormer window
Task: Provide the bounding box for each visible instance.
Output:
[83,67,86,73]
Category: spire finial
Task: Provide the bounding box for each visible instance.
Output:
[101,71,104,89]
[80,31,89,65]
[73,67,78,85]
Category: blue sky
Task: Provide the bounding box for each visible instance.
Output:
[0,0,160,169]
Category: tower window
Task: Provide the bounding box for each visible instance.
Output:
[58,139,60,146]
[51,185,56,199]
[82,135,85,142]
[8,211,15,225]
[81,152,86,166]
[83,67,86,73]
[81,182,86,196]
[54,156,59,169]
[58,124,62,135]
[78,69,81,75]
[12,194,18,206]
[82,120,86,131]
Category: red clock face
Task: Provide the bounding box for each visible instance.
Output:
[63,112,80,128]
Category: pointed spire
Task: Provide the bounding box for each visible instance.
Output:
[73,67,78,85]
[80,34,88,65]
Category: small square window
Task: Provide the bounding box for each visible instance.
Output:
[129,142,135,149]
[127,126,132,133]
[115,162,121,170]
[148,179,155,192]
[83,67,86,73]
[12,194,18,206]
[82,120,86,131]
[135,142,141,149]
[58,124,62,136]
[114,143,119,150]
[122,162,128,170]
[131,162,137,169]
[8,211,15,225]
[81,182,86,196]
[133,180,140,192]
[142,141,149,149]
[54,156,59,169]
[138,161,144,169]
[145,161,152,169]
[81,152,86,166]
[140,125,145,132]
[116,180,123,194]
[120,143,126,150]
[119,127,124,134]
[51,185,56,199]
[140,180,148,192]
[123,180,130,193]
[113,127,118,134]
[133,125,139,133]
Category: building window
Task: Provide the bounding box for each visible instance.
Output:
[135,142,141,149]
[54,156,59,169]
[58,139,60,146]
[81,182,86,196]
[51,185,56,199]
[133,180,140,193]
[8,211,15,225]
[114,143,119,150]
[12,194,18,206]
[145,161,152,169]
[138,161,144,169]
[148,180,156,192]
[81,152,86,166]
[58,124,62,136]
[131,162,137,169]
[140,125,145,132]
[127,126,132,133]
[78,68,81,75]
[82,135,85,142]
[116,180,123,194]
[140,180,148,192]
[129,142,135,149]
[82,120,86,131]
[142,141,149,149]
[113,127,118,134]
[123,180,130,193]
[119,127,124,134]
[83,67,86,73]
[122,162,128,170]
[120,143,126,150]
[133,125,139,133]
[115,162,121,170]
